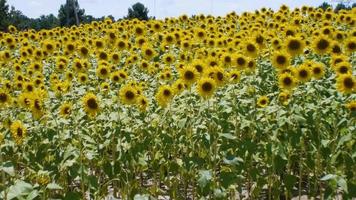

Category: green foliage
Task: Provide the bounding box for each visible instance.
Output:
[58,0,85,27]
[126,2,150,20]
[319,2,332,10]
[0,0,9,31]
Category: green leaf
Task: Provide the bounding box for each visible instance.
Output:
[219,133,236,140]
[321,174,337,181]
[25,190,39,200]
[337,177,348,193]
[7,180,33,200]
[64,192,81,200]
[198,170,212,188]
[134,194,150,200]
[46,182,63,190]
[0,161,15,177]
[284,174,298,191]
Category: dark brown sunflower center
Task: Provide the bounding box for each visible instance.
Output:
[125,91,135,100]
[184,71,194,80]
[317,39,329,50]
[313,67,321,74]
[260,99,267,105]
[163,89,171,97]
[100,68,108,75]
[276,56,286,64]
[283,77,292,85]
[0,93,7,103]
[237,57,246,65]
[64,107,70,115]
[17,128,23,137]
[288,40,301,50]
[87,98,98,109]
[299,70,308,78]
[247,44,256,52]
[217,72,224,81]
[344,77,354,89]
[202,82,213,92]
[347,42,355,50]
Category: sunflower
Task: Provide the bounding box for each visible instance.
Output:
[172,79,186,94]
[334,62,352,75]
[197,77,216,99]
[285,37,305,56]
[156,85,174,108]
[162,53,175,65]
[278,73,297,90]
[78,73,88,84]
[336,74,355,94]
[0,132,4,144]
[142,45,156,60]
[312,36,331,55]
[96,64,110,79]
[119,85,137,105]
[10,120,27,145]
[82,93,100,117]
[278,91,291,105]
[257,96,269,108]
[271,51,290,69]
[233,54,248,69]
[243,40,259,58]
[0,90,11,107]
[137,95,149,112]
[180,66,199,86]
[346,100,356,113]
[31,96,45,120]
[311,63,325,79]
[59,102,72,118]
[228,70,241,83]
[344,37,356,54]
[295,65,311,83]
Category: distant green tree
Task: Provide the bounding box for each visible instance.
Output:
[36,14,59,30]
[126,2,149,20]
[0,0,9,31]
[319,2,332,10]
[58,0,85,27]
[334,3,352,12]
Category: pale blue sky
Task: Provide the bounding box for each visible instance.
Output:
[7,0,334,19]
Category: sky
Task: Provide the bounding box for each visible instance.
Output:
[7,0,333,20]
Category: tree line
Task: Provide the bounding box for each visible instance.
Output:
[0,0,151,32]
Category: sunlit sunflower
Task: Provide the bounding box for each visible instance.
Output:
[336,74,355,94]
[344,37,356,54]
[334,62,352,75]
[285,37,305,56]
[136,95,149,112]
[257,96,269,108]
[278,91,291,106]
[156,85,174,108]
[271,51,290,69]
[59,102,72,118]
[233,54,248,69]
[96,64,111,79]
[311,63,325,79]
[243,40,259,58]
[228,70,241,83]
[197,77,216,99]
[0,90,11,107]
[82,93,100,117]
[346,100,356,113]
[10,120,27,145]
[180,66,199,86]
[312,36,331,55]
[279,73,297,90]
[119,85,137,105]
[295,65,311,83]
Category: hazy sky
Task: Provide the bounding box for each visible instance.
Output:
[7,0,331,19]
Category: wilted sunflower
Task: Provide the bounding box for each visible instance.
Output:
[59,102,72,118]
[279,73,297,90]
[197,77,216,99]
[82,93,100,117]
[257,96,269,108]
[295,65,311,83]
[119,85,137,105]
[10,120,27,145]
[336,74,355,94]
[156,85,174,108]
[271,51,290,69]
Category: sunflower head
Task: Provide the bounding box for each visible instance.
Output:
[180,66,199,86]
[295,65,311,83]
[156,85,174,108]
[285,37,305,56]
[197,77,216,99]
[336,74,355,94]
[271,51,290,69]
[257,96,269,108]
[59,102,72,118]
[82,93,100,118]
[279,72,297,90]
[119,85,137,105]
[10,120,27,145]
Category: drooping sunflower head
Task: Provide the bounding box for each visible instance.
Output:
[82,92,100,117]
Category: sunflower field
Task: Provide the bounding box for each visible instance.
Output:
[0,4,355,200]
